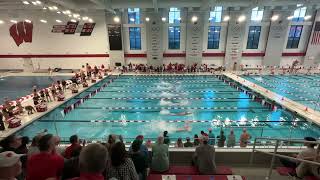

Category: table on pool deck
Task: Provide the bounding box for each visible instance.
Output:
[223,73,320,126]
[0,72,120,140]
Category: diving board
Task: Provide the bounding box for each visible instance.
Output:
[223,72,320,126]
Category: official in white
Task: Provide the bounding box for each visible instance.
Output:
[0,151,23,180]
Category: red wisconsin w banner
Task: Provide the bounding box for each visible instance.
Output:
[9,21,33,46]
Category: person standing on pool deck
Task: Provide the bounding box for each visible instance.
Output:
[51,84,57,101]
[208,128,215,146]
[0,112,5,131]
[227,129,236,148]
[240,128,251,147]
[163,131,170,145]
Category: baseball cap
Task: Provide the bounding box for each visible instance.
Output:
[0,151,23,168]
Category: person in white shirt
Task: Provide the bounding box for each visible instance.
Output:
[0,151,23,180]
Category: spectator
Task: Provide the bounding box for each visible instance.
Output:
[129,135,149,157]
[280,137,318,178]
[62,146,82,180]
[26,134,64,180]
[208,128,215,146]
[69,144,107,180]
[176,138,184,148]
[240,128,251,147]
[151,136,169,172]
[105,134,117,152]
[193,135,216,174]
[0,112,5,131]
[0,134,22,153]
[184,137,193,147]
[217,130,226,147]
[193,134,200,146]
[0,151,23,180]
[64,135,81,159]
[130,140,148,180]
[16,136,29,154]
[107,142,138,180]
[145,139,152,148]
[227,129,236,147]
[27,135,41,157]
[163,131,170,145]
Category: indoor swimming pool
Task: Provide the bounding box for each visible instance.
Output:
[16,75,320,142]
[0,76,72,103]
[242,75,320,111]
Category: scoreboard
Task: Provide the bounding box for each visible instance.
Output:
[51,22,96,36]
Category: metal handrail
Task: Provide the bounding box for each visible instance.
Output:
[250,137,320,179]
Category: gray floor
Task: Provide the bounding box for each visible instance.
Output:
[233,167,292,180]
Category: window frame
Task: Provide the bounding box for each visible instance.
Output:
[292,6,307,22]
[246,26,261,49]
[169,7,181,24]
[286,25,303,49]
[250,7,264,21]
[168,26,180,49]
[207,26,221,49]
[128,8,140,24]
[129,27,141,50]
[209,6,223,23]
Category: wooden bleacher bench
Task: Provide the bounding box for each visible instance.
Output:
[147,175,245,180]
[150,166,232,175]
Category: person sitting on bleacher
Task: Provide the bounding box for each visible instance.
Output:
[151,136,169,172]
[193,135,216,174]
[64,135,82,159]
[280,137,317,178]
[184,137,193,147]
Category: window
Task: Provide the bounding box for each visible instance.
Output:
[292,6,306,22]
[129,27,141,50]
[169,7,181,24]
[247,26,261,49]
[168,26,180,49]
[207,26,221,49]
[251,7,264,21]
[128,8,140,24]
[286,25,303,49]
[209,6,222,23]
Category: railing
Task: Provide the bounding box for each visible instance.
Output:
[250,137,320,179]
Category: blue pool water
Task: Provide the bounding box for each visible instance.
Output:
[242,75,320,110]
[17,75,320,142]
[0,76,71,103]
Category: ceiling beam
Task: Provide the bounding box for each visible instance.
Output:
[153,0,158,13]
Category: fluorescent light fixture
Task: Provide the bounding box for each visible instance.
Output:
[70,19,77,22]
[63,10,71,14]
[31,1,37,5]
[22,1,30,4]
[35,0,41,4]
[237,15,246,22]
[77,17,81,20]
[178,17,181,20]
[48,6,53,10]
[73,13,80,18]
[56,19,62,23]
[0,20,4,24]
[57,11,61,14]
[10,20,17,23]
[113,16,120,23]
[88,18,93,23]
[25,19,31,23]
[161,17,166,22]
[82,16,89,20]
[40,19,47,23]
[68,14,72,17]
[43,7,47,9]
[271,15,279,21]
[287,16,293,20]
[52,6,58,10]
[130,18,135,22]
[145,17,150,22]
[191,16,198,22]
[304,15,312,20]
[223,16,230,21]
[297,4,303,7]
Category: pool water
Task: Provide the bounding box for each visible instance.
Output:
[242,75,320,110]
[0,76,71,103]
[17,75,320,142]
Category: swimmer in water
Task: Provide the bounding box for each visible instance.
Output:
[176,121,192,132]
[170,112,192,116]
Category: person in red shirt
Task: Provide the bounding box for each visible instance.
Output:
[70,143,108,180]
[26,134,64,180]
[64,135,81,159]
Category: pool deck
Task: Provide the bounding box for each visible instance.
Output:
[0,72,120,140]
[223,72,320,126]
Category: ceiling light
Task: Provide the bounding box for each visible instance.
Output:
[223,16,230,22]
[287,16,293,20]
[297,4,303,7]
[130,18,135,22]
[88,18,93,23]
[48,6,53,10]
[57,11,61,14]
[161,17,166,22]
[68,14,72,17]
[271,15,279,21]
[22,1,29,5]
[113,16,120,23]
[56,19,62,23]
[52,6,58,10]
[304,15,311,20]
[40,19,47,23]
[77,17,81,20]
[43,7,47,9]
[82,16,89,21]
[25,19,31,23]
[63,10,71,14]
[10,20,17,23]
[31,1,37,5]
[237,15,246,22]
[73,13,80,18]
[35,0,41,4]
[70,19,77,22]
[178,17,181,21]
[145,17,150,22]
[191,16,198,22]
[0,20,4,24]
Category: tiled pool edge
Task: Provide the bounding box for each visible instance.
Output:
[0,73,119,140]
[224,72,320,127]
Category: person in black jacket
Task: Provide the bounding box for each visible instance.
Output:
[0,112,5,131]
